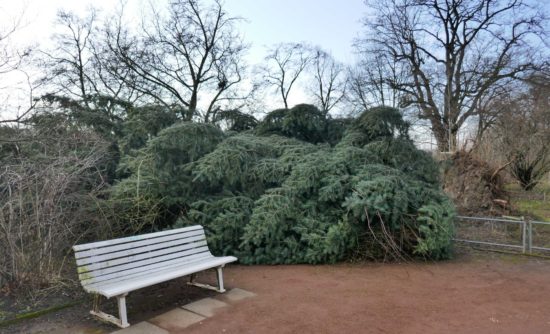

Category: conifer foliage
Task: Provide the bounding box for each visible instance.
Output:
[110,105,454,263]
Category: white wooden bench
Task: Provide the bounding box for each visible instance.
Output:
[73,225,237,328]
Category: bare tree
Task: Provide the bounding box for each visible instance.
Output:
[36,9,141,137]
[44,9,97,108]
[258,42,311,109]
[0,7,35,125]
[107,0,248,121]
[360,0,546,151]
[308,47,346,114]
[347,52,406,114]
[0,6,27,75]
[492,77,550,190]
[471,82,511,143]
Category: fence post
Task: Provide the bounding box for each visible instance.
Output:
[527,219,533,254]
[522,218,527,254]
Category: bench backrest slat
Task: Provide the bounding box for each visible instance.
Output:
[77,241,209,275]
[75,229,205,259]
[73,225,203,252]
[76,235,206,266]
[74,225,213,287]
[78,246,210,283]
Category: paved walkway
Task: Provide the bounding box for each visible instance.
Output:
[112,288,256,334]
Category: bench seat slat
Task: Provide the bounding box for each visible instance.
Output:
[73,225,203,252]
[79,246,211,281]
[79,250,213,285]
[75,229,205,259]
[76,237,207,266]
[86,256,237,298]
[77,240,209,273]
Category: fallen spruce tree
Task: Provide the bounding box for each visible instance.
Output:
[109,105,455,262]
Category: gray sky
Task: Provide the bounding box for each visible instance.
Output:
[3,0,365,63]
[1,0,366,113]
[224,0,365,63]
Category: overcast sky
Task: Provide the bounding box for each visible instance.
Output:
[2,0,366,64]
[0,0,366,113]
[224,0,366,63]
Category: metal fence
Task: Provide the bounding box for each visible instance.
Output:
[454,216,550,254]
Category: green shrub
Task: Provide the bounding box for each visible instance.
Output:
[108,122,226,230]
[256,104,329,143]
[111,105,455,262]
[213,109,259,132]
[415,201,455,259]
[119,105,179,154]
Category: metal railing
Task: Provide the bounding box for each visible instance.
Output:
[454,216,550,254]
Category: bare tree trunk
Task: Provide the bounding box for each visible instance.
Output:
[431,121,450,152]
[188,89,198,120]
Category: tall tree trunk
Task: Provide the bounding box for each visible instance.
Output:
[430,119,458,152]
[187,90,198,121]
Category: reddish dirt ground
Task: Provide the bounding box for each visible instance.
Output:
[4,250,550,333]
[183,252,550,334]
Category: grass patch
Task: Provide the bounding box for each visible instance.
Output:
[0,300,83,328]
[505,181,550,193]
[516,199,550,222]
[505,180,550,222]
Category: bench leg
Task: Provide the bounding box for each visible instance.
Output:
[187,266,227,293]
[117,294,129,328]
[89,293,130,328]
[216,266,225,292]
